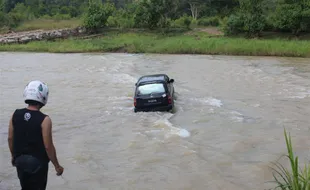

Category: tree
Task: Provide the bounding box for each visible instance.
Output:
[134,0,179,29]
[0,0,4,11]
[83,0,115,33]
[187,0,206,20]
[0,0,6,27]
[239,0,266,37]
[272,0,310,35]
[223,0,265,37]
[209,0,239,16]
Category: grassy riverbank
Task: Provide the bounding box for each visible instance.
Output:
[1,30,310,57]
[0,19,81,33]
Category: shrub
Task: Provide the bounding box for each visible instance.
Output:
[172,15,192,29]
[197,16,220,26]
[82,1,115,33]
[271,3,310,35]
[53,13,71,20]
[222,14,244,36]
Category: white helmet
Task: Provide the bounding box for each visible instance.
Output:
[23,80,49,106]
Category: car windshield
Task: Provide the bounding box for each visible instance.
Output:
[137,83,165,95]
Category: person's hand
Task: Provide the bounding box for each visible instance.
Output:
[55,165,64,176]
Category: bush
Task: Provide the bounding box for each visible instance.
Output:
[107,15,135,29]
[53,13,71,20]
[0,11,6,27]
[119,17,135,29]
[133,0,177,30]
[106,8,135,29]
[6,12,23,28]
[6,2,36,27]
[242,14,266,37]
[172,15,192,29]
[107,16,118,27]
[191,19,198,28]
[83,1,115,33]
[239,0,266,37]
[222,14,244,36]
[0,0,4,12]
[60,6,70,15]
[68,6,79,18]
[222,0,266,37]
[271,3,310,35]
[218,16,228,32]
[158,16,171,29]
[40,14,52,19]
[134,0,160,29]
[197,16,220,26]
[264,14,276,31]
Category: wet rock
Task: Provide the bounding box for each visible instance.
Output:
[0,27,87,45]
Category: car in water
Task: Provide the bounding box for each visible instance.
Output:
[133,74,175,112]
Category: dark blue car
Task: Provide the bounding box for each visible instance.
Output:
[133,74,175,112]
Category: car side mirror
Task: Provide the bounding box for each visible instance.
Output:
[135,83,137,86]
[169,79,174,83]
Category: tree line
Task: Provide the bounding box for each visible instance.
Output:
[1,0,310,37]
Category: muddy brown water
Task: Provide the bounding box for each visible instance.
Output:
[0,53,310,190]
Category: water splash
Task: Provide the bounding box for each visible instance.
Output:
[204,97,223,107]
[289,90,310,99]
[190,97,223,108]
[229,111,244,123]
[152,114,191,138]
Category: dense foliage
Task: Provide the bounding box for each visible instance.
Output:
[0,0,309,36]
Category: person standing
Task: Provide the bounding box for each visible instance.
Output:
[8,80,64,190]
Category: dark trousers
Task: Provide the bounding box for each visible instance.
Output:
[14,155,49,190]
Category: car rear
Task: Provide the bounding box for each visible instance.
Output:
[134,83,173,112]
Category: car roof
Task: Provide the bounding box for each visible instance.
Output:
[136,74,169,85]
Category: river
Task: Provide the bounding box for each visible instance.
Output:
[0,53,309,190]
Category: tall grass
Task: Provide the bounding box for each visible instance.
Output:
[0,31,309,57]
[269,129,310,190]
[0,19,81,33]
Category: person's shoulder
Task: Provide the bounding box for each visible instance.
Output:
[41,115,53,128]
[13,108,26,113]
[42,115,52,122]
[39,110,49,118]
[11,108,26,117]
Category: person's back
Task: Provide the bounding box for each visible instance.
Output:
[12,108,50,164]
[8,80,64,190]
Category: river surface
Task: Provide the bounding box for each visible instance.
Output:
[0,53,309,190]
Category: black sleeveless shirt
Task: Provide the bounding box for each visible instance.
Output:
[12,108,50,163]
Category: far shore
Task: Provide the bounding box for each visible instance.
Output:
[0,27,309,58]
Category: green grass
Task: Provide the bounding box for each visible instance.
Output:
[0,30,309,57]
[17,19,81,31]
[269,129,310,190]
[0,19,81,34]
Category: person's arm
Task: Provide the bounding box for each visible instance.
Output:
[8,115,14,158]
[41,116,60,168]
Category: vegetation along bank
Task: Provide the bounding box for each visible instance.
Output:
[0,0,309,57]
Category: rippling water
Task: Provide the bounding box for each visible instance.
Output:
[0,53,309,190]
